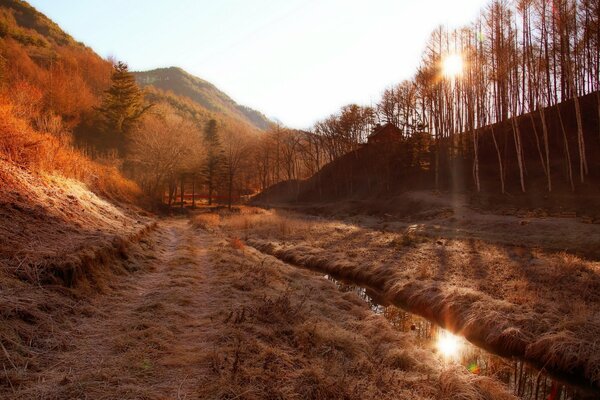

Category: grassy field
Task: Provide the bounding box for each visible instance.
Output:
[1,218,514,399]
[205,204,600,388]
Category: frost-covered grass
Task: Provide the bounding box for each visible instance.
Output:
[3,219,515,399]
[214,207,600,387]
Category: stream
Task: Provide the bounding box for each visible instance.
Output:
[324,275,600,400]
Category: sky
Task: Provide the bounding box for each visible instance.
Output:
[30,0,487,129]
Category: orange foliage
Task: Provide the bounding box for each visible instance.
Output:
[0,31,134,202]
[0,93,140,203]
[229,237,245,250]
[0,37,111,126]
[9,80,43,120]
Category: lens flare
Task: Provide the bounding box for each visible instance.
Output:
[467,362,481,374]
[442,54,463,78]
[437,330,461,359]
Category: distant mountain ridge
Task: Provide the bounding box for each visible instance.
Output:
[134,67,272,131]
[0,0,82,48]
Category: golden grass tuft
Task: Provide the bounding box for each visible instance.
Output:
[439,367,517,400]
[229,237,245,251]
[191,213,221,230]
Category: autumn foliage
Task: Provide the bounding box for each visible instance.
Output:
[0,2,140,203]
[0,89,140,202]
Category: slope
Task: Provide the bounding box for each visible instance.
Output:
[0,0,81,48]
[134,67,272,130]
[0,158,156,389]
[255,91,600,216]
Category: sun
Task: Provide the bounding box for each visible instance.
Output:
[442,54,464,78]
[437,330,461,359]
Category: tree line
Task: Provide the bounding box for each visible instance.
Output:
[22,0,596,205]
[285,0,600,194]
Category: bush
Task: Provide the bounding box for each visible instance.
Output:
[0,93,140,203]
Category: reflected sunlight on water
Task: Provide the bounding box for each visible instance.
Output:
[323,275,599,400]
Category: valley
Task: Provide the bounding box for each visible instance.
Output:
[2,0,600,398]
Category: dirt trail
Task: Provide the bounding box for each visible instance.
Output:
[16,219,220,399]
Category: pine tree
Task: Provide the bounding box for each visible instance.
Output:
[201,119,225,205]
[97,61,150,155]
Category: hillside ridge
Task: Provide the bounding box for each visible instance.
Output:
[134,66,272,130]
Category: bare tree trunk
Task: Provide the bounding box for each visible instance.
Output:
[511,117,526,193]
[539,107,552,192]
[597,91,600,142]
[491,125,505,194]
[573,95,588,182]
[180,175,185,210]
[473,128,480,192]
[228,174,233,210]
[556,105,574,191]
[191,174,196,209]
[435,135,440,191]
[529,113,547,179]
[168,178,176,207]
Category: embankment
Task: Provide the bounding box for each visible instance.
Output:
[0,159,156,388]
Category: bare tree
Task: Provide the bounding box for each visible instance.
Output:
[222,124,251,209]
[128,109,202,204]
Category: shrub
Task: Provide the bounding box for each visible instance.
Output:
[0,93,140,203]
[191,213,221,230]
[229,237,245,250]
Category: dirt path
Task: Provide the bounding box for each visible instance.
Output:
[17,218,221,399]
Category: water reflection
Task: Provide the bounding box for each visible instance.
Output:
[324,275,598,400]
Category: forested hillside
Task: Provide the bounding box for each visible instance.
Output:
[134,67,271,130]
[0,0,135,199]
[255,0,600,210]
[0,0,278,209]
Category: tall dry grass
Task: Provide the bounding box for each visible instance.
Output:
[219,207,600,388]
[213,208,318,242]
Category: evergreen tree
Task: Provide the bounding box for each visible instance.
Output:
[97,61,151,155]
[201,119,225,205]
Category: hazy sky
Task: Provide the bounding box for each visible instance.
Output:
[30,0,487,129]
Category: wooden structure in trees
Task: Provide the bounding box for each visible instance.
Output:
[367,123,403,144]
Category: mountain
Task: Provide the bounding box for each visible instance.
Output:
[134,67,272,131]
[0,0,81,48]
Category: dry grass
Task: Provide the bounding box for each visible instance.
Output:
[191,212,221,230]
[229,237,245,250]
[1,219,515,399]
[197,222,514,399]
[0,157,155,396]
[0,160,152,277]
[219,206,600,387]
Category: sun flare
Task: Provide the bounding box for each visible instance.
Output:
[437,331,461,359]
[442,54,464,78]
